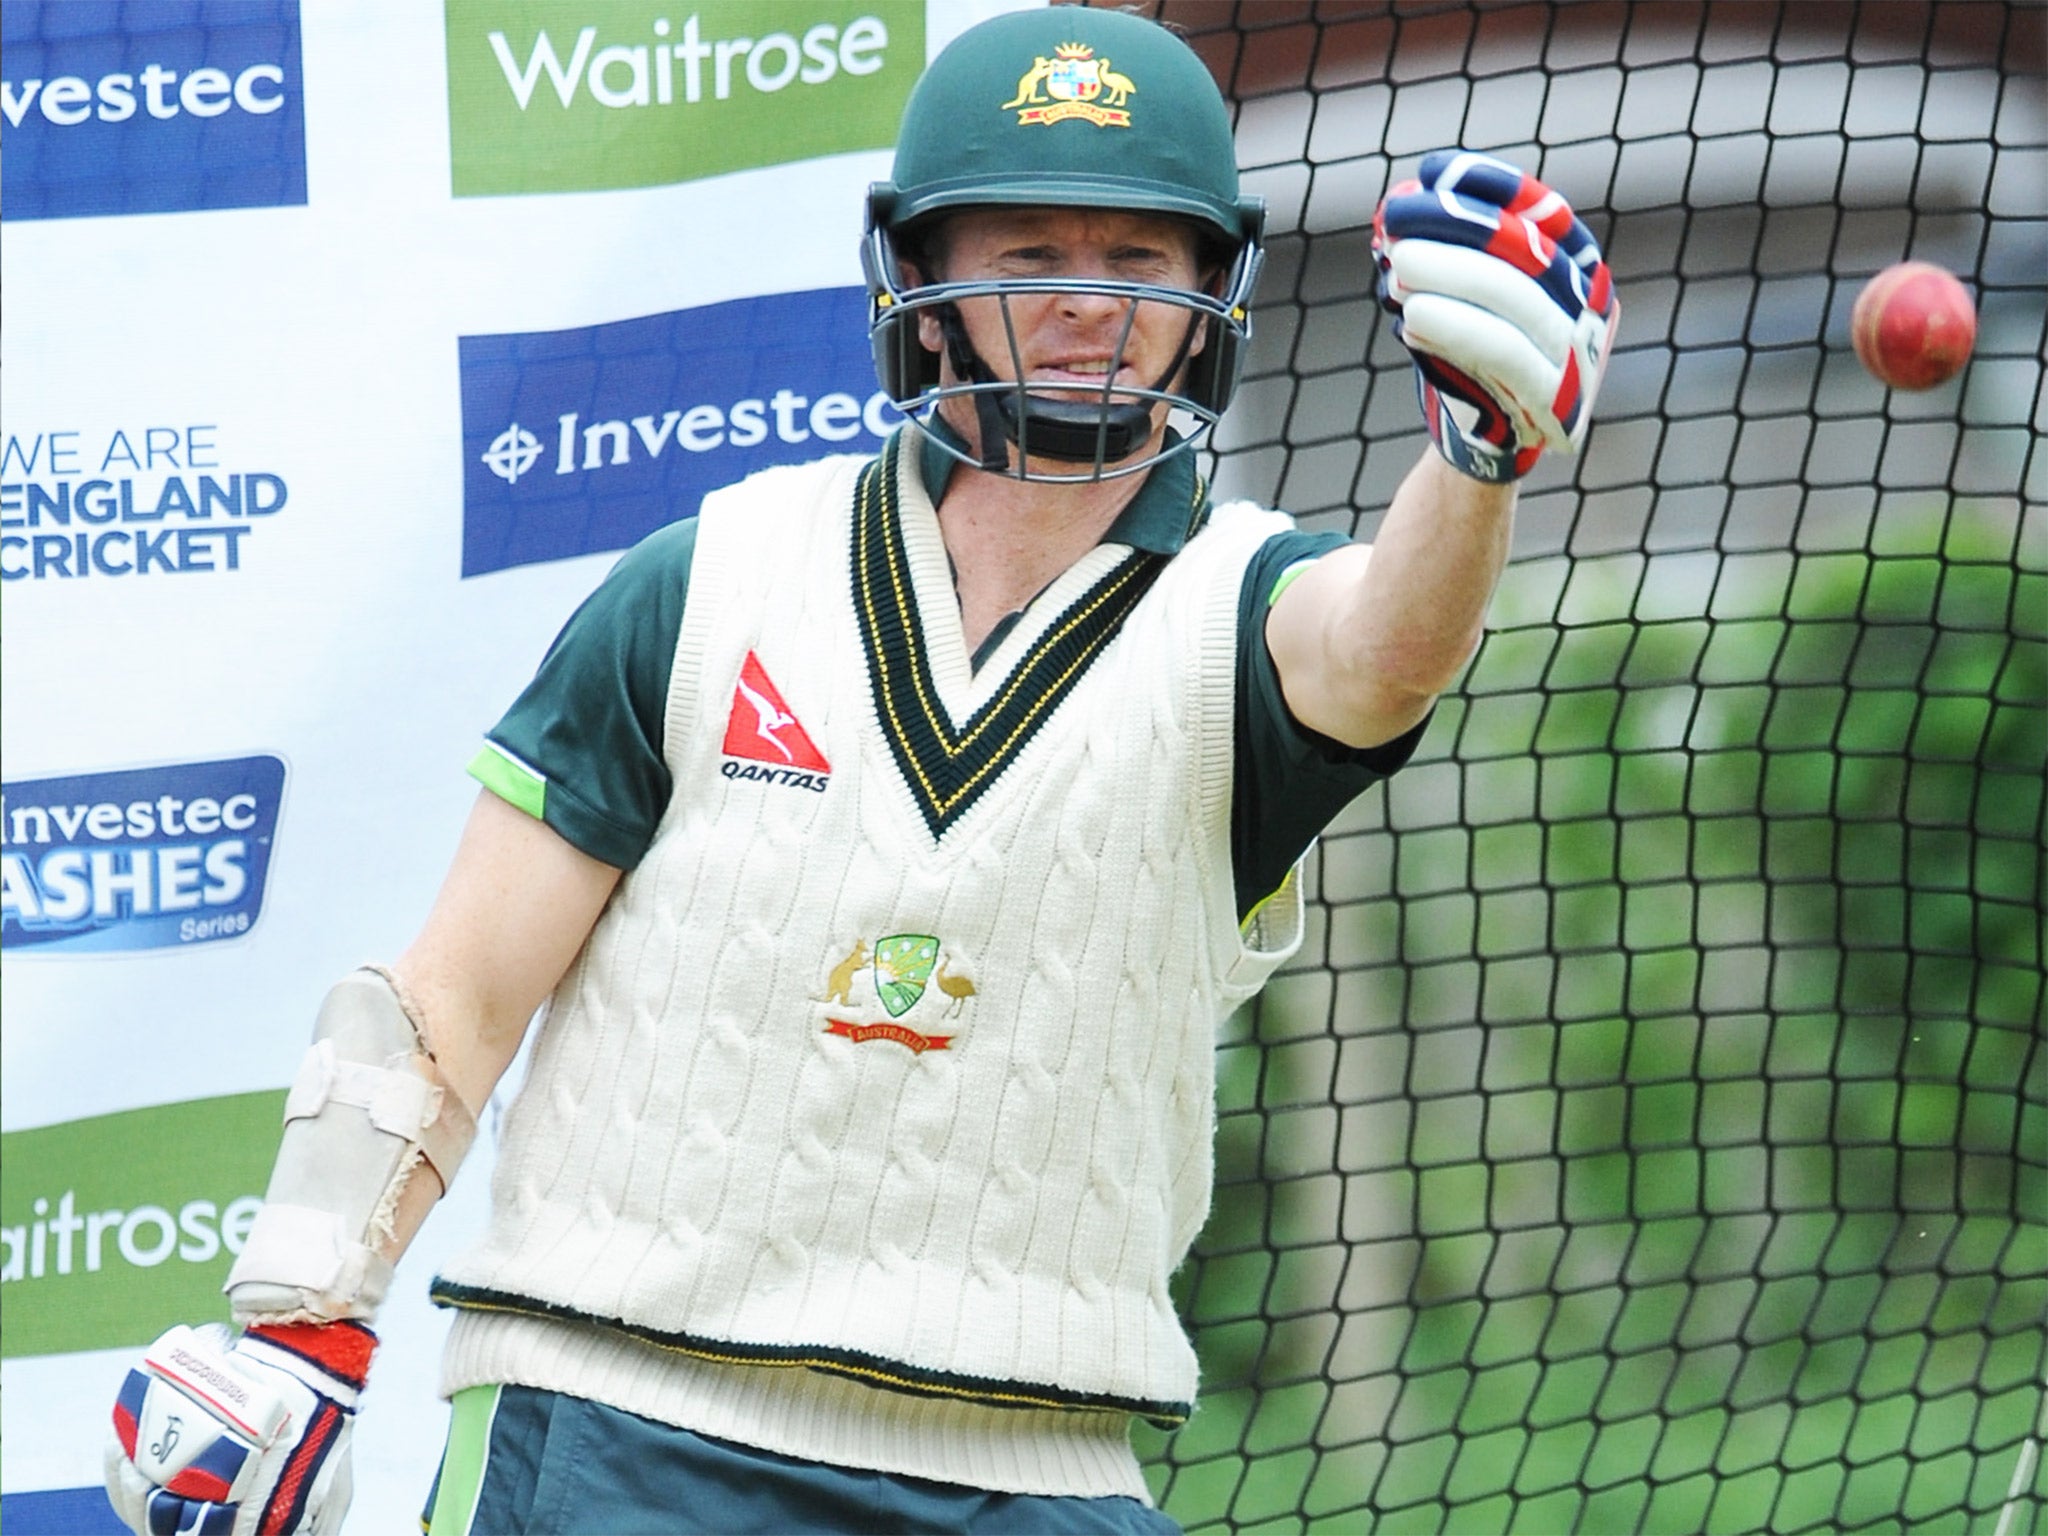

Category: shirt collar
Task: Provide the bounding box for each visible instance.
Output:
[914,419,1209,557]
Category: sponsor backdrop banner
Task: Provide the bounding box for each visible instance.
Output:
[0,1094,284,1359]
[2,757,287,954]
[0,2,1032,1528]
[459,285,888,575]
[446,0,920,195]
[0,0,308,222]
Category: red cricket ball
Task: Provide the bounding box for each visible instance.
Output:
[1850,261,1977,391]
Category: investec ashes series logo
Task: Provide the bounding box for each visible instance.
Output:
[0,0,306,222]
[446,1,922,196]
[1,757,286,954]
[816,934,977,1054]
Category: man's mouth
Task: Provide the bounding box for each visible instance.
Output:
[1033,359,1123,387]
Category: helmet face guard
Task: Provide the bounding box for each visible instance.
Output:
[862,194,1266,482]
[863,6,1266,482]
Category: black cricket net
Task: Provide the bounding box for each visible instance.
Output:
[1102,3,2048,1531]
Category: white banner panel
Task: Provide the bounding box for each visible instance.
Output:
[1,2,1033,1528]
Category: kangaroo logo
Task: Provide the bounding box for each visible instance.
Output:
[721,652,830,774]
[736,674,798,762]
[1001,54,1055,109]
[817,940,870,1006]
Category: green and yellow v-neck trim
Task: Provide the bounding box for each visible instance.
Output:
[854,432,1201,840]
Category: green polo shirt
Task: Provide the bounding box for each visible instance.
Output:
[473,435,1424,919]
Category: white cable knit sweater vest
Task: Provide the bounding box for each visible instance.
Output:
[436,436,1304,1494]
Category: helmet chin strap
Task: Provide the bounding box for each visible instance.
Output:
[935,304,1205,475]
[936,305,1017,472]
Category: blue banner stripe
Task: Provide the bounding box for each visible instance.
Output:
[1,0,307,222]
[1,1486,128,1534]
[458,286,897,578]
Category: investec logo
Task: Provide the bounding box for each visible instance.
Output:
[0,0,306,222]
[446,1,922,195]
[461,285,896,576]
[1,756,286,955]
[1,422,288,583]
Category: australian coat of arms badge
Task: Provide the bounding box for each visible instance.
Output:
[816,933,978,1053]
[1001,42,1135,129]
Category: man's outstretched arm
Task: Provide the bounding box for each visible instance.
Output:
[1265,150,1617,751]
[1266,451,1515,750]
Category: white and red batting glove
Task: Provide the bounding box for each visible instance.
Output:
[106,1320,373,1536]
[1373,150,1618,482]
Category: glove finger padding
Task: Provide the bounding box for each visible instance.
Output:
[1374,149,1617,480]
[1400,294,1569,447]
[106,1321,371,1536]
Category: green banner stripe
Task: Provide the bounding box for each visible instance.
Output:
[1,1091,286,1359]
[445,1,924,197]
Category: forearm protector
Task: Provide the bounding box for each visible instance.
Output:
[226,967,477,1325]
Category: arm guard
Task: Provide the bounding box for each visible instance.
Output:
[226,967,477,1325]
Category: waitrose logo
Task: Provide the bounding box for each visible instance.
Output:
[446,1,923,196]
[1,1092,284,1358]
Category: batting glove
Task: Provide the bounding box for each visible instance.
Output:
[106,1320,373,1536]
[1373,150,1618,482]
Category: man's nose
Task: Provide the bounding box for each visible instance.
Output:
[1056,285,1135,325]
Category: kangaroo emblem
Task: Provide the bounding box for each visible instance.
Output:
[818,941,869,1006]
[1002,55,1053,109]
[734,674,797,762]
[934,959,978,1018]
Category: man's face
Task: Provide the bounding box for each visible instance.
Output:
[915,205,1209,464]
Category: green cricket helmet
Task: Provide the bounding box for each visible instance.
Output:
[861,5,1265,480]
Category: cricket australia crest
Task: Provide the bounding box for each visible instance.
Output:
[1001,42,1135,128]
[814,933,978,1053]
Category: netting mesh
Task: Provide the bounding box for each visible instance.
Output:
[1098,2,2048,1531]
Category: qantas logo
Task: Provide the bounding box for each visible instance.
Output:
[719,652,829,790]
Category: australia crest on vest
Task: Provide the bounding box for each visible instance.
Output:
[815,933,977,1054]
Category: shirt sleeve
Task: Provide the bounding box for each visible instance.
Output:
[466,518,696,870]
[1232,530,1432,919]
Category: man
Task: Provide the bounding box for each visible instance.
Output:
[106,7,1613,1533]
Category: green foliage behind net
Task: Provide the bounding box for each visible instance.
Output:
[1112,2,2047,1531]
